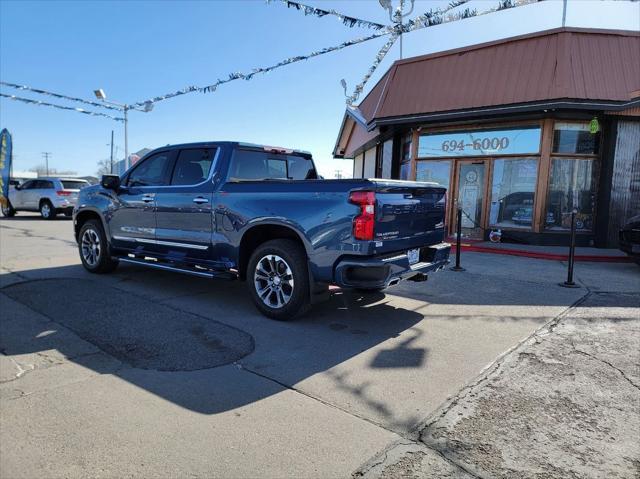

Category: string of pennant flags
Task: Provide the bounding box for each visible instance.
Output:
[131,30,390,108]
[133,0,541,108]
[1,0,545,122]
[404,0,539,33]
[0,81,124,112]
[266,0,388,30]
[345,0,471,105]
[346,0,542,104]
[0,93,125,121]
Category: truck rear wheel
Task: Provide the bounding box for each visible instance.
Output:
[247,239,310,320]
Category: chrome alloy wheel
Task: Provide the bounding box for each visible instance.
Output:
[253,254,294,309]
[81,228,101,267]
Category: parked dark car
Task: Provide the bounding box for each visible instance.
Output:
[73,142,450,319]
[619,215,640,262]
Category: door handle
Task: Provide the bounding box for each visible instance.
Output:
[193,197,209,204]
[141,195,155,203]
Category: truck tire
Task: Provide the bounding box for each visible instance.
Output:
[1,201,15,218]
[78,219,119,274]
[247,239,310,320]
[39,200,56,220]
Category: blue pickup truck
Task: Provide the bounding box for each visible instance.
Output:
[73,142,450,320]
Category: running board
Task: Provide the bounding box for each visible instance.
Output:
[118,257,236,280]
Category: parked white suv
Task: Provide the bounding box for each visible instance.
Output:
[1,178,90,219]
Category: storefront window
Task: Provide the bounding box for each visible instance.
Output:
[545,159,595,231]
[553,122,599,155]
[418,126,541,158]
[416,161,451,188]
[489,158,538,228]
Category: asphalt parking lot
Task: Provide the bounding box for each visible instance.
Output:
[1,213,639,478]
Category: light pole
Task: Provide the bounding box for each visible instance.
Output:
[379,0,415,59]
[93,89,153,170]
[109,130,114,174]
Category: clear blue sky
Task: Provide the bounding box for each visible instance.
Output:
[1,0,638,177]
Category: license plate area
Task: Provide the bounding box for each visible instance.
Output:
[407,248,420,265]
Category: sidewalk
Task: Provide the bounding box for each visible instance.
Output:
[356,291,640,479]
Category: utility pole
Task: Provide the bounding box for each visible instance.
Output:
[110,130,114,174]
[42,152,51,176]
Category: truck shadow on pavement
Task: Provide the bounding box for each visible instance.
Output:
[1,264,428,421]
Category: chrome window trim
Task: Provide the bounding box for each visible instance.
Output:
[126,147,221,190]
[112,235,209,250]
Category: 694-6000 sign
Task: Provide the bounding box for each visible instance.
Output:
[441,136,510,153]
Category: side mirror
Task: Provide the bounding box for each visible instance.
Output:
[101,174,121,190]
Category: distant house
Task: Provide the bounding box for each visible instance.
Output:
[333,27,640,248]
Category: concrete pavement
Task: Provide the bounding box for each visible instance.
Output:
[1,213,638,478]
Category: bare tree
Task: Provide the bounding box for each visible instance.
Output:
[96,158,112,177]
[29,165,78,176]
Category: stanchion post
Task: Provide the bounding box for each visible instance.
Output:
[561,208,580,288]
[451,206,465,272]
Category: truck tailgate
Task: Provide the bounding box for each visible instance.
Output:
[373,181,446,250]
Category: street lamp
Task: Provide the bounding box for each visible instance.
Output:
[93,89,153,170]
[379,0,415,59]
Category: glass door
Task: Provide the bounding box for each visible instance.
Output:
[454,160,487,239]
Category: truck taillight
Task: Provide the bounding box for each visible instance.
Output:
[56,190,72,196]
[349,191,375,241]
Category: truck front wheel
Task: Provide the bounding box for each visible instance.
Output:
[247,239,310,320]
[78,219,119,274]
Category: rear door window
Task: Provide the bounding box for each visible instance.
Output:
[228,150,316,181]
[170,148,216,186]
[36,180,54,189]
[127,152,175,187]
[61,181,88,190]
